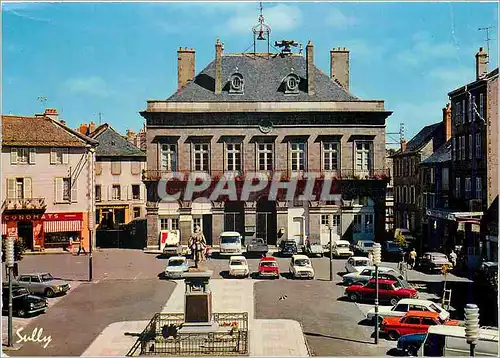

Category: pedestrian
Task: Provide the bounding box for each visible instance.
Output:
[409,248,417,269]
[77,238,87,256]
[449,249,457,268]
[68,236,74,255]
[368,251,374,263]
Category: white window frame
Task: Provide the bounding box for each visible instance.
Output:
[355,141,372,172]
[452,137,456,161]
[476,133,482,159]
[50,148,69,165]
[7,177,32,199]
[193,143,210,172]
[460,136,465,160]
[257,143,273,171]
[465,177,472,199]
[472,95,476,121]
[476,177,482,200]
[161,144,177,171]
[290,142,306,171]
[16,148,29,164]
[323,142,340,171]
[468,134,472,160]
[226,142,242,172]
[455,101,461,125]
[112,184,121,201]
[160,217,179,231]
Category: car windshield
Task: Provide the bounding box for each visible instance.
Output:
[355,260,370,266]
[430,303,443,313]
[363,242,374,248]
[432,254,447,260]
[337,243,350,249]
[221,236,240,244]
[295,259,310,266]
[388,243,399,249]
[284,242,296,247]
[231,260,245,266]
[260,261,277,267]
[40,274,53,282]
[13,288,30,296]
[168,260,185,267]
[252,239,264,244]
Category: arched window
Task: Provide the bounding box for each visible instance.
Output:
[284,73,300,94]
[229,73,244,94]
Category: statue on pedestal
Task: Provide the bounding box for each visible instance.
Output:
[188,226,207,268]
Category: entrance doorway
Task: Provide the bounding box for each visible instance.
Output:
[256,199,277,245]
[224,201,245,235]
[17,221,33,250]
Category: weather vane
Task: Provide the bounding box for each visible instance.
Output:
[252,1,271,55]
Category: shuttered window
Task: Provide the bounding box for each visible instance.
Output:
[111,162,121,175]
[131,161,141,175]
[50,148,69,165]
[95,162,103,176]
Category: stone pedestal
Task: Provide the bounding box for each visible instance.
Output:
[146,203,159,249]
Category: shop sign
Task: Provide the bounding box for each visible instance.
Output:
[426,209,456,221]
[2,212,83,222]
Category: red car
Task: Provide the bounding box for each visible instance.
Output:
[381,310,460,340]
[345,278,418,305]
[258,257,280,279]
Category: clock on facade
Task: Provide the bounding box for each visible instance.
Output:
[259,119,273,134]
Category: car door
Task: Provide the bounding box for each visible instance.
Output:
[391,303,409,317]
[421,317,437,332]
[362,281,376,300]
[359,269,372,283]
[399,316,421,335]
[17,275,31,291]
[378,283,393,302]
[29,275,43,294]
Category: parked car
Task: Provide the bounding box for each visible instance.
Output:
[279,240,298,256]
[366,298,450,325]
[258,257,280,279]
[332,240,354,258]
[345,279,419,306]
[345,256,373,273]
[289,255,315,279]
[355,240,375,255]
[2,284,48,318]
[416,252,452,273]
[381,311,460,340]
[228,256,250,278]
[164,256,190,279]
[383,241,404,262]
[302,241,324,257]
[14,273,70,298]
[396,333,428,356]
[219,231,243,256]
[342,266,399,286]
[245,238,269,257]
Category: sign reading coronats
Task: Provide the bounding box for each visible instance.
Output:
[2,213,84,222]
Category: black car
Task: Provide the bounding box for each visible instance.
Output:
[279,240,298,256]
[382,241,404,262]
[2,285,48,318]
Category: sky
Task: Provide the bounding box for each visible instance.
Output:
[2,1,498,143]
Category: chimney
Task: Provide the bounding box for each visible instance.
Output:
[89,121,96,134]
[330,47,350,90]
[126,129,135,138]
[44,108,59,122]
[401,139,407,153]
[60,120,67,126]
[443,103,452,141]
[177,47,195,89]
[306,40,314,95]
[78,124,89,135]
[475,47,488,80]
[215,38,223,94]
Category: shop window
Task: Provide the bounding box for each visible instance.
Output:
[95,185,102,202]
[132,185,140,200]
[133,207,141,218]
[353,214,362,234]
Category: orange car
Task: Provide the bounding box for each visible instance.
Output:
[381,310,460,340]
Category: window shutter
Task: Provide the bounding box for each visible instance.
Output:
[28,148,36,164]
[95,162,102,176]
[71,178,78,202]
[127,185,132,200]
[10,148,17,164]
[62,148,69,164]
[55,178,63,203]
[108,185,112,201]
[120,185,124,201]
[140,184,145,201]
[7,178,16,199]
[50,148,56,164]
[23,177,32,199]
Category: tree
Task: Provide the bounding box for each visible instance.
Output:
[1,237,26,263]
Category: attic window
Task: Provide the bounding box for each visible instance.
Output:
[111,141,116,146]
[285,73,300,94]
[229,73,244,94]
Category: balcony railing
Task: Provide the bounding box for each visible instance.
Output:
[142,168,390,182]
[2,198,47,212]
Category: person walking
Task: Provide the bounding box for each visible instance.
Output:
[409,248,417,269]
[449,249,457,268]
[68,236,75,255]
[77,238,87,256]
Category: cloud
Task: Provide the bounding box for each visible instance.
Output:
[390,100,446,138]
[340,39,391,63]
[395,31,457,67]
[64,76,112,97]
[324,8,357,29]
[426,66,474,92]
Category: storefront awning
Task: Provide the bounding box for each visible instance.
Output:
[44,220,81,233]
[426,209,483,222]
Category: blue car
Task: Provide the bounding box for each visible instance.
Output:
[396,333,427,356]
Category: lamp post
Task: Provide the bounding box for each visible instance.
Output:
[373,242,382,344]
[328,215,333,281]
[465,303,480,356]
[88,146,95,282]
[6,236,15,347]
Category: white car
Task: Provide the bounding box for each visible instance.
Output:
[289,254,315,279]
[345,256,373,273]
[342,266,399,285]
[332,240,354,258]
[355,240,375,255]
[219,231,243,256]
[228,256,249,278]
[164,256,190,279]
[366,298,450,325]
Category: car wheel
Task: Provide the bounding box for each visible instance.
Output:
[348,292,359,302]
[407,346,418,356]
[45,288,55,298]
[390,297,399,306]
[387,330,400,341]
[17,309,26,318]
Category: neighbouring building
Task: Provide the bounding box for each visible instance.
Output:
[140,29,391,249]
[1,109,97,251]
[426,47,498,265]
[385,148,396,232]
[392,105,450,246]
[125,126,147,151]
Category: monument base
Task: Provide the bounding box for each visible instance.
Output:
[179,321,220,334]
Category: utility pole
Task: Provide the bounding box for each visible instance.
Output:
[94,112,103,125]
[479,26,495,60]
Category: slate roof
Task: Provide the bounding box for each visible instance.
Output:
[1,115,96,147]
[167,54,360,102]
[420,140,451,165]
[89,124,146,158]
[392,122,444,156]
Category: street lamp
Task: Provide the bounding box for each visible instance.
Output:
[328,215,333,281]
[465,303,480,356]
[6,237,15,347]
[373,242,382,344]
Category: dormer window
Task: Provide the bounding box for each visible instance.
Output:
[285,73,300,94]
[229,73,244,94]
